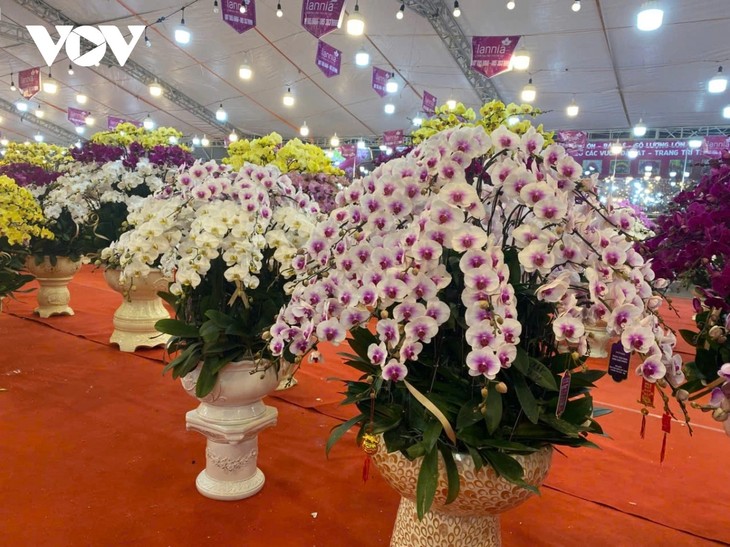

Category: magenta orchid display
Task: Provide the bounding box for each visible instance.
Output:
[268,111,679,516]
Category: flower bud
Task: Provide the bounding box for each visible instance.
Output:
[657,378,668,388]
[481,387,488,398]
[380,310,389,319]
[676,389,689,402]
[709,326,725,340]
[712,407,729,422]
[495,382,508,394]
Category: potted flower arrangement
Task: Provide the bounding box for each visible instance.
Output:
[225,132,347,213]
[269,104,678,545]
[0,175,54,309]
[105,159,320,499]
[644,151,730,435]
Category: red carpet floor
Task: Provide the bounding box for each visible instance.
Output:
[1,267,728,546]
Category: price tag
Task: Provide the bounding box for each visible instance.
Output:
[608,342,630,382]
[556,371,571,417]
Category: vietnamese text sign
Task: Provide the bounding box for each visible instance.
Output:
[18,67,40,99]
[471,35,519,78]
[67,107,89,126]
[556,130,588,154]
[372,66,390,98]
[301,0,344,39]
[383,129,404,147]
[422,90,437,115]
[315,41,341,78]
[222,0,256,34]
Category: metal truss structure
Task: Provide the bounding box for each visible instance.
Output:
[0,96,80,142]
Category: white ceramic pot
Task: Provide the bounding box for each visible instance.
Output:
[181,359,279,501]
[373,442,553,547]
[25,256,82,318]
[104,268,170,352]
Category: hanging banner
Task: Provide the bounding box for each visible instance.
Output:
[67,107,89,127]
[702,135,730,158]
[221,0,256,34]
[422,91,437,115]
[556,130,589,154]
[18,67,41,99]
[301,0,345,39]
[107,116,141,129]
[315,41,341,78]
[383,129,404,147]
[337,144,372,177]
[471,35,520,78]
[372,67,390,98]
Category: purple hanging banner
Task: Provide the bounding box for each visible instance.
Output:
[315,41,341,78]
[703,135,730,158]
[556,130,589,154]
[107,116,142,130]
[221,0,256,34]
[67,107,89,127]
[301,0,345,39]
[372,67,390,98]
[422,91,437,115]
[18,67,41,99]
[383,129,404,147]
[471,35,520,78]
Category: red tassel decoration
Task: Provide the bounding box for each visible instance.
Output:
[360,432,379,483]
[362,455,371,482]
[640,408,648,439]
[660,412,672,463]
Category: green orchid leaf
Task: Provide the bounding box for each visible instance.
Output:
[438,445,460,505]
[155,318,199,338]
[416,447,439,520]
[325,414,365,457]
[485,383,503,435]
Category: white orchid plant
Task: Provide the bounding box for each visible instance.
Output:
[104,159,320,396]
[269,114,681,517]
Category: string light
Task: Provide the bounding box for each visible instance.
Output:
[511,48,530,70]
[355,48,370,67]
[452,1,461,17]
[609,140,623,155]
[385,75,399,93]
[85,114,96,126]
[16,101,28,112]
[192,135,201,146]
[229,130,239,142]
[239,63,253,80]
[412,113,424,126]
[566,98,579,117]
[42,70,58,94]
[201,135,210,147]
[633,119,647,137]
[627,148,639,159]
[330,133,340,147]
[10,73,16,91]
[34,105,44,118]
[507,0,516,9]
[688,138,703,149]
[213,0,219,14]
[446,98,457,110]
[276,2,283,17]
[76,93,87,104]
[169,135,179,145]
[174,8,191,44]
[34,133,44,143]
[507,115,520,125]
[149,80,163,97]
[143,114,155,130]
[384,102,395,114]
[0,138,8,147]
[571,0,581,12]
[520,78,536,102]
[240,0,247,14]
[215,104,228,122]
[637,1,663,31]
[396,3,404,19]
[300,121,310,137]
[347,1,365,36]
[708,66,728,94]
[75,126,85,135]
[357,139,366,149]
[68,63,74,75]
[283,87,295,107]
[144,30,151,47]
[724,106,730,119]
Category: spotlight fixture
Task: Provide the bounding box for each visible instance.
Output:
[330,133,340,147]
[609,140,623,155]
[396,3,404,19]
[75,126,86,135]
[385,75,399,94]
[201,135,210,147]
[174,8,191,44]
[708,66,728,94]
[239,63,253,80]
[347,2,365,36]
[520,78,536,102]
[452,0,461,17]
[507,0,516,9]
[34,133,44,143]
[300,121,310,137]
[228,130,239,142]
[192,135,201,146]
[276,2,283,17]
[215,104,228,122]
[143,115,155,130]
[510,49,530,70]
[571,0,581,12]
[446,98,457,110]
[34,105,44,118]
[149,80,163,97]
[213,0,220,14]
[282,87,295,107]
[68,63,74,75]
[384,102,395,114]
[16,101,28,112]
[42,71,58,94]
[566,98,579,117]
[632,119,647,137]
[76,93,88,104]
[637,1,663,31]
[355,48,370,67]
[85,114,96,126]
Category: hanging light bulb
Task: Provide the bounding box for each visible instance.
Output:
[633,119,647,137]
[192,135,201,146]
[566,98,579,117]
[385,75,399,94]
[627,148,639,159]
[637,1,663,31]
[168,135,179,145]
[10,72,16,91]
[228,130,239,142]
[330,133,340,147]
[571,0,581,12]
[357,139,366,149]
[0,138,8,147]
[708,66,728,94]
[724,105,730,119]
[276,2,283,17]
[609,140,623,155]
[506,0,516,9]
[34,133,44,143]
[144,30,151,47]
[413,113,424,126]
[347,2,365,36]
[143,114,155,130]
[355,48,370,67]
[34,105,44,118]
[43,71,58,94]
[76,93,87,104]
[16,101,28,112]
[510,49,530,70]
[282,87,295,107]
[149,80,163,97]
[239,63,253,80]
[85,114,96,126]
[396,3,405,19]
[520,78,536,102]
[174,8,191,44]
[300,121,310,137]
[446,98,457,110]
[240,0,247,14]
[67,63,74,75]
[452,1,461,17]
[688,137,703,149]
[213,0,220,14]
[384,102,395,114]
[216,104,228,122]
[75,126,85,135]
[507,115,520,125]
[201,135,210,147]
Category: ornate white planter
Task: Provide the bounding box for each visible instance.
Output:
[104,268,171,352]
[586,322,611,358]
[373,443,553,547]
[181,359,279,501]
[24,256,82,318]
[275,359,298,391]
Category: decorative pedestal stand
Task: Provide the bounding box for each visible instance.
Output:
[586,323,611,358]
[181,360,279,501]
[25,256,82,318]
[104,269,170,352]
[373,444,553,547]
[276,359,298,391]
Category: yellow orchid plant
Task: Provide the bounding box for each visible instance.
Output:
[90,123,187,150]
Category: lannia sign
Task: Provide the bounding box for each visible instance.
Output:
[27,25,145,67]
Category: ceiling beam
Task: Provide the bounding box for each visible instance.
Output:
[0,96,81,142]
[13,0,246,138]
[399,0,502,104]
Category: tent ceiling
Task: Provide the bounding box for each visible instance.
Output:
[0,0,728,145]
